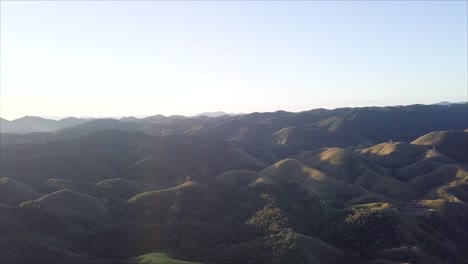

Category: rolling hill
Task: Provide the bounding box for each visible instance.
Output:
[412,130,468,163]
[1,104,467,264]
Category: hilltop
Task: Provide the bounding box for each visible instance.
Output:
[1,105,467,264]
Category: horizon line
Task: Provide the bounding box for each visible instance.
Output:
[1,101,466,122]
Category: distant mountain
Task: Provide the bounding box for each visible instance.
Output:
[51,119,143,139]
[57,117,87,128]
[119,116,139,122]
[140,114,188,124]
[0,117,9,126]
[434,101,467,106]
[3,116,57,133]
[0,116,87,134]
[194,111,236,117]
[195,104,468,147]
[2,104,466,141]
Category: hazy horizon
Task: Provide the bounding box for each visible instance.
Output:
[1,1,467,120]
[1,100,466,121]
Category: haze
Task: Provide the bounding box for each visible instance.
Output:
[1,1,467,119]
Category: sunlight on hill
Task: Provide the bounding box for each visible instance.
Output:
[1,118,467,263]
[302,166,325,181]
[318,148,354,164]
[129,253,202,264]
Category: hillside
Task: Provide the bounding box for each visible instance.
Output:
[129,252,202,264]
[0,177,41,206]
[20,189,110,226]
[1,107,467,264]
[412,130,468,163]
[0,132,51,145]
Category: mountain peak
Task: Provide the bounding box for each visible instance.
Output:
[194,111,235,117]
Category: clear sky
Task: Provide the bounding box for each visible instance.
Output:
[1,1,467,120]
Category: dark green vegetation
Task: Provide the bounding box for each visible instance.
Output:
[1,104,467,264]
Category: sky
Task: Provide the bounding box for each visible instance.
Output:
[1,1,467,120]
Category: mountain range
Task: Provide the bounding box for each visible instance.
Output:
[1,104,467,146]
[1,103,467,264]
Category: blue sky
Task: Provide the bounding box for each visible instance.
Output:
[1,1,466,119]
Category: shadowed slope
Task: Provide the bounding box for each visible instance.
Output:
[1,152,115,185]
[250,158,386,206]
[213,170,261,190]
[282,149,417,201]
[121,181,236,223]
[95,178,158,202]
[412,130,468,163]
[0,177,41,206]
[0,132,50,145]
[20,189,109,226]
[356,142,427,168]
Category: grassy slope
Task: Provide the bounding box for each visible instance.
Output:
[412,130,468,163]
[129,253,202,264]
